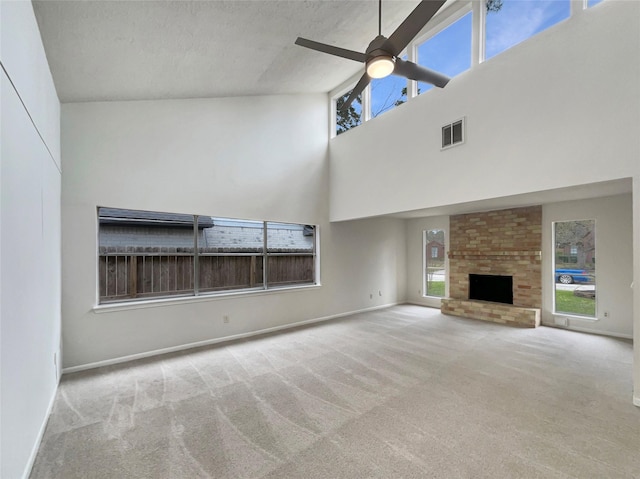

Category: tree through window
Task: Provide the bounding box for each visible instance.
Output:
[335,92,362,136]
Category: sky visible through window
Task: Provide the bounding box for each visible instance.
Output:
[370,75,407,118]
[344,0,580,130]
[417,12,472,94]
[370,55,408,118]
[486,0,570,60]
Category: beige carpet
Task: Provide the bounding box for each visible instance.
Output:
[31,305,640,478]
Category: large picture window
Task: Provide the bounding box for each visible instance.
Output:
[553,219,596,317]
[98,208,317,304]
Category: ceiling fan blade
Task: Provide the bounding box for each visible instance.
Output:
[383,0,447,56]
[393,58,450,88]
[340,73,371,111]
[295,37,366,63]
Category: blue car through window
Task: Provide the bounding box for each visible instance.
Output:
[555,269,594,284]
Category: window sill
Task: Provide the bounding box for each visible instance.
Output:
[93,283,321,314]
[553,312,598,321]
[440,140,465,151]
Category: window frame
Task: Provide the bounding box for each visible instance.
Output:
[552,219,597,319]
[96,207,319,308]
[330,80,369,139]
[412,1,474,95]
[484,0,572,62]
[369,63,411,119]
[423,229,446,299]
[441,117,465,150]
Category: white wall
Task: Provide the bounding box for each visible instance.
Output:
[633,177,640,407]
[61,96,407,368]
[542,194,633,338]
[329,0,640,221]
[0,2,61,478]
[406,215,449,308]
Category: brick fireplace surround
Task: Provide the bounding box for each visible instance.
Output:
[441,206,542,327]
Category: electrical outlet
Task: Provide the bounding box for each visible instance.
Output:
[369,293,373,299]
[223,315,230,323]
[604,311,609,318]
[378,290,382,296]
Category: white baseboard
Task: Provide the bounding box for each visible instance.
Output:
[405,300,442,309]
[634,396,640,408]
[63,302,399,374]
[22,374,60,479]
[539,321,633,340]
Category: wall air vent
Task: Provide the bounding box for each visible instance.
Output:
[442,118,465,149]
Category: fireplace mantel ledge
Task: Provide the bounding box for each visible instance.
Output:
[448,250,541,259]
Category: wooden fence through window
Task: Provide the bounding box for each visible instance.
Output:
[99,247,314,303]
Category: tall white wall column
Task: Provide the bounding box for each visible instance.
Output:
[633,176,640,408]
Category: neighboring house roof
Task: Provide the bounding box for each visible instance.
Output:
[98,207,213,228]
[99,208,315,253]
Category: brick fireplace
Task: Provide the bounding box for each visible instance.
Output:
[441,206,542,327]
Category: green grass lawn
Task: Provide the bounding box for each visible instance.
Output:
[426,281,445,298]
[555,290,595,317]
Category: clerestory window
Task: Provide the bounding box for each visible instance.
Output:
[335,91,362,136]
[485,0,570,60]
[416,11,472,95]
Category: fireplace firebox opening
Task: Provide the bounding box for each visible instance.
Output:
[469,274,513,305]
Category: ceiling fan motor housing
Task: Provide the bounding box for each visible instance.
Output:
[365,35,396,78]
[365,35,393,60]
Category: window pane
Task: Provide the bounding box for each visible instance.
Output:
[587,0,603,7]
[554,220,596,317]
[452,120,463,143]
[98,207,195,303]
[336,92,362,135]
[417,12,472,94]
[198,218,264,292]
[486,0,570,60]
[267,222,315,287]
[370,71,408,118]
[442,125,452,146]
[425,229,445,297]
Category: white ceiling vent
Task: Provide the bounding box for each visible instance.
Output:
[442,118,465,149]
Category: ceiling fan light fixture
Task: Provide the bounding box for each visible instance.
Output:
[366,56,395,79]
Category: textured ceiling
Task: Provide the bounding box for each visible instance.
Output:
[32,0,432,103]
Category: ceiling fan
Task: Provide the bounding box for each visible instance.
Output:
[295,0,451,111]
